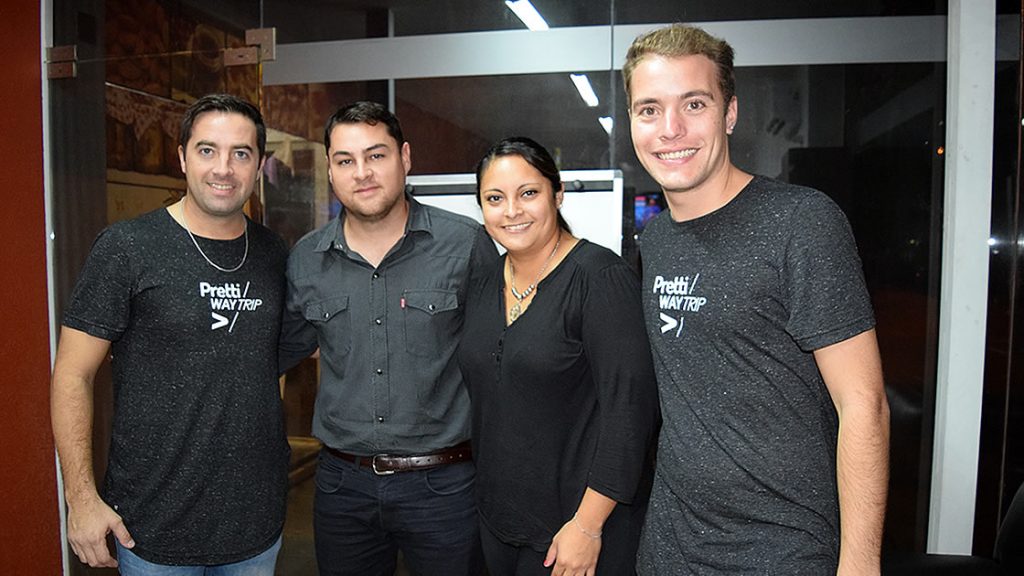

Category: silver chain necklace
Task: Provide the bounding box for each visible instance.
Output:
[179,200,248,273]
[508,234,561,322]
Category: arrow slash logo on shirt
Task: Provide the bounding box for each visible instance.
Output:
[207,281,251,332]
[211,312,229,330]
[660,312,684,337]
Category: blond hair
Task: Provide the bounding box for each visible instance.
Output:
[623,24,736,110]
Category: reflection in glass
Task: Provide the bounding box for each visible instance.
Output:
[395,72,615,173]
[978,54,1024,552]
[263,0,389,43]
[614,0,946,24]
[261,81,388,247]
[393,0,611,36]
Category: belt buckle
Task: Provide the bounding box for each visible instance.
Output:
[371,454,395,475]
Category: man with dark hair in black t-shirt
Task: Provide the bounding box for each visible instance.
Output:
[51,94,289,574]
[624,24,891,575]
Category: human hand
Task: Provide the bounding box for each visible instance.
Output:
[543,516,602,576]
[66,495,134,568]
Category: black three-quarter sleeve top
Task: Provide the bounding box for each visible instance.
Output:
[458,239,660,550]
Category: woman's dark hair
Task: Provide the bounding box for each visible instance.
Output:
[475,136,571,233]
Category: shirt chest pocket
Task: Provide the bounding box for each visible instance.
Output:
[304,295,352,356]
[403,289,460,358]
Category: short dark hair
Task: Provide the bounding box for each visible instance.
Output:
[475,136,572,234]
[323,101,405,153]
[179,93,266,159]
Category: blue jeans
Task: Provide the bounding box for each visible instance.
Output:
[314,449,483,576]
[115,535,281,575]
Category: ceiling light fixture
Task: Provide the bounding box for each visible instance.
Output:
[570,74,599,107]
[505,0,549,31]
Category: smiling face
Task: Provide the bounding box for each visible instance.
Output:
[629,53,737,199]
[478,154,564,257]
[327,121,411,224]
[177,111,263,223]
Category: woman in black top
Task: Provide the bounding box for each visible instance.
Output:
[458,137,659,576]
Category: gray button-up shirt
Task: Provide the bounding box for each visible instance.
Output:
[280,196,498,455]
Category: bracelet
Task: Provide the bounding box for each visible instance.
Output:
[572,514,602,540]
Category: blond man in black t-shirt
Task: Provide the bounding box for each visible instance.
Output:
[625,24,891,576]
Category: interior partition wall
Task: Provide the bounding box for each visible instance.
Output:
[44,1,1021,573]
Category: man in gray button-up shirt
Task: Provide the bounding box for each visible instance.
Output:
[279,101,496,576]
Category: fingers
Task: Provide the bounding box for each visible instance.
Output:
[111,519,136,548]
[66,498,129,568]
[545,537,595,576]
[549,563,594,576]
[544,541,557,568]
[69,536,118,568]
[550,565,596,576]
[547,528,600,576]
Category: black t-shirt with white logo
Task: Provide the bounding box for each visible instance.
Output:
[64,207,289,566]
[636,176,875,575]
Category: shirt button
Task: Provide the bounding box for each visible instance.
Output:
[377,417,384,423]
[372,272,380,279]
[428,304,436,311]
[376,368,383,375]
[323,312,330,319]
[375,318,382,325]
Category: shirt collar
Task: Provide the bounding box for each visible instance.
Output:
[313,191,432,253]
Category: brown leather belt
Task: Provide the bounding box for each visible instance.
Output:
[325,441,472,475]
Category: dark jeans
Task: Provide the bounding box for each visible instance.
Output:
[313,448,483,576]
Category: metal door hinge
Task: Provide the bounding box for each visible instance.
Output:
[224,46,259,66]
[46,45,77,79]
[246,28,276,62]
[225,27,276,67]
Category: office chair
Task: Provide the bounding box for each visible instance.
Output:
[883,481,1024,575]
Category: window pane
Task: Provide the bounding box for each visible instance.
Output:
[394,0,612,36]
[614,0,947,24]
[396,72,615,173]
[264,0,390,42]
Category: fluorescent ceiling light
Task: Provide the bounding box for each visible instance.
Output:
[505,0,549,31]
[570,74,599,107]
[598,116,614,135]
